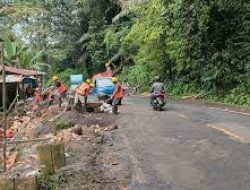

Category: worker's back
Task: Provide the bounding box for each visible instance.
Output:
[152,82,164,93]
[76,83,90,96]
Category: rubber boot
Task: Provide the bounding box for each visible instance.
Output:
[112,105,118,114]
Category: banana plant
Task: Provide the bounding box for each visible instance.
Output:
[3,41,43,69]
[4,42,29,67]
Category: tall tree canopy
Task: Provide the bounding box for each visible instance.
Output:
[1,0,250,105]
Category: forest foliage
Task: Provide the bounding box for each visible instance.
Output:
[1,0,250,105]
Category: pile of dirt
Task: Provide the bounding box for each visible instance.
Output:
[58,109,121,128]
[58,124,130,190]
[45,110,129,190]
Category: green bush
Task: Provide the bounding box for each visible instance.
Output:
[112,0,250,107]
[55,120,74,131]
[37,174,60,190]
[46,68,76,87]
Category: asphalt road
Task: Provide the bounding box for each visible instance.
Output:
[117,97,250,190]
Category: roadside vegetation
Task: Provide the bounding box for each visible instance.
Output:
[1,0,250,105]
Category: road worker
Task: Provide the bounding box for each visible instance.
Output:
[25,84,34,98]
[34,87,42,104]
[31,87,42,113]
[74,79,94,106]
[51,76,67,107]
[52,76,67,96]
[111,77,123,114]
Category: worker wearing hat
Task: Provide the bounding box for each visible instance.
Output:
[52,76,67,108]
[52,76,67,95]
[34,87,42,104]
[74,79,94,107]
[110,77,123,114]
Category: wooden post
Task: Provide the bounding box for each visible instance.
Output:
[15,84,19,114]
[37,143,65,174]
[0,41,7,172]
[51,143,66,170]
[37,144,54,174]
[0,177,14,190]
[0,176,37,190]
[15,176,37,190]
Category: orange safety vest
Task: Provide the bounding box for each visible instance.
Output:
[57,82,67,95]
[76,83,90,96]
[34,92,42,103]
[114,83,123,99]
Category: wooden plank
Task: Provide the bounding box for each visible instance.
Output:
[1,42,7,172]
[51,143,65,170]
[37,144,54,174]
[5,137,52,145]
[0,177,14,190]
[15,176,36,190]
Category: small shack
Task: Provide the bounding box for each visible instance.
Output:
[0,66,44,108]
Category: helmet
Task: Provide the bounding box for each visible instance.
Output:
[112,77,118,83]
[86,79,91,84]
[35,87,40,91]
[52,76,59,81]
[105,62,111,67]
[90,83,95,88]
[154,76,160,82]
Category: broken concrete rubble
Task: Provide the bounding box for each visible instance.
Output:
[1,102,125,189]
[100,102,121,114]
[104,125,119,131]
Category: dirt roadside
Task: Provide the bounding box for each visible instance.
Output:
[57,110,131,190]
[0,108,131,190]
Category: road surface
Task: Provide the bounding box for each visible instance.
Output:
[117,97,250,190]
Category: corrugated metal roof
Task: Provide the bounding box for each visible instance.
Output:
[0,66,44,76]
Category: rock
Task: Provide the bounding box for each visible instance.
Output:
[94,129,103,137]
[66,106,72,111]
[32,122,54,138]
[100,103,112,113]
[113,125,118,130]
[70,125,83,136]
[25,170,40,177]
[103,125,118,131]
[65,153,70,158]
[92,124,100,129]
[96,134,104,144]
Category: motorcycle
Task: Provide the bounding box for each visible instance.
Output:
[152,93,166,111]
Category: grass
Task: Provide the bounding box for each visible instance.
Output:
[55,120,74,131]
[37,174,60,190]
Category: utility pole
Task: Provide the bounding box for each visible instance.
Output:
[0,40,7,172]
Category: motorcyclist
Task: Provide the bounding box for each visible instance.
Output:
[150,76,165,105]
